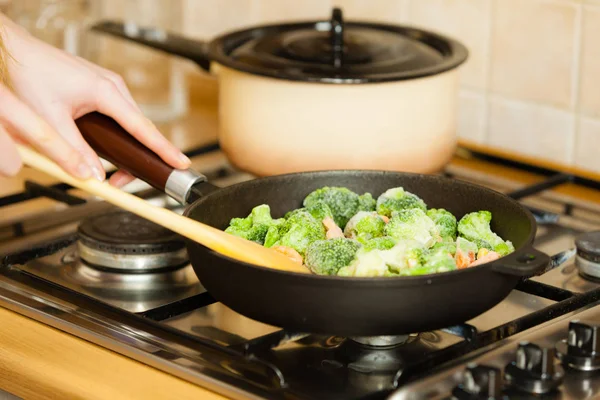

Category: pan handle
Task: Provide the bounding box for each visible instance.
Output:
[75,112,211,205]
[91,21,211,72]
[491,247,551,277]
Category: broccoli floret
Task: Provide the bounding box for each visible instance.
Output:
[306,202,334,222]
[341,239,425,277]
[376,187,427,217]
[384,208,440,248]
[224,205,283,244]
[303,187,374,229]
[285,202,334,223]
[457,211,515,256]
[305,238,361,275]
[456,237,478,256]
[265,210,325,256]
[431,239,457,256]
[427,208,457,240]
[362,236,397,252]
[358,193,376,212]
[399,248,457,276]
[344,211,386,244]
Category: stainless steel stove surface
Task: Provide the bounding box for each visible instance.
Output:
[3,147,600,400]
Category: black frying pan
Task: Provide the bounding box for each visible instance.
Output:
[76,112,555,336]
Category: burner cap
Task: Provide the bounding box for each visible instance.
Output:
[350,335,410,348]
[575,231,600,263]
[77,211,188,272]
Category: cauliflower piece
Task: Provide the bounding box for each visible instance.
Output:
[384,208,440,248]
[457,211,515,256]
[338,240,425,277]
[264,210,325,256]
[376,187,427,218]
[427,208,457,240]
[305,238,361,275]
[399,248,457,276]
[344,211,386,244]
[303,187,374,229]
[224,204,284,245]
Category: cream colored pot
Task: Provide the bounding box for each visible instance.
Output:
[94,8,467,176]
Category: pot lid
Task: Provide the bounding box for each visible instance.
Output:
[209,8,468,83]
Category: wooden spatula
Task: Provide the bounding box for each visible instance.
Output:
[16,144,309,274]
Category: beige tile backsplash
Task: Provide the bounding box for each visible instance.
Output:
[579,4,600,119]
[409,0,492,90]
[175,0,599,174]
[575,117,600,171]
[173,0,598,173]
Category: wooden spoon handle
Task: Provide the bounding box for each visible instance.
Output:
[16,145,309,274]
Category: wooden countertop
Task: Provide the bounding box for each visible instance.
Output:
[0,308,226,400]
[1,72,600,400]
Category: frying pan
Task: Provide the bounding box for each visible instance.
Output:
[76,112,554,336]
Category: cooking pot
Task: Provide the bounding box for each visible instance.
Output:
[92,8,468,177]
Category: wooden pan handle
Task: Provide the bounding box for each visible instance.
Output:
[75,112,205,204]
[76,112,173,191]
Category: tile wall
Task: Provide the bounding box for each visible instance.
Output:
[177,0,600,174]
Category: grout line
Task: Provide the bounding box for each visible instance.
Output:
[569,2,584,165]
[482,0,496,145]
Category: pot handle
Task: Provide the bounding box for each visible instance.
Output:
[491,247,551,277]
[91,21,211,72]
[330,8,344,68]
[75,112,211,205]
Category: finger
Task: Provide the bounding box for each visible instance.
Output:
[77,57,140,111]
[94,79,190,170]
[0,125,23,177]
[108,170,136,188]
[104,72,140,111]
[40,108,106,181]
[0,85,91,179]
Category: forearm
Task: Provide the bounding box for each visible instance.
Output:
[0,12,40,87]
[0,12,12,87]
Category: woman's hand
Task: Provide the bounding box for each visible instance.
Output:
[0,13,190,186]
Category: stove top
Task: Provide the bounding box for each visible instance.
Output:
[3,146,600,399]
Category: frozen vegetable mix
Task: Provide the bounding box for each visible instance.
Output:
[224,185,515,277]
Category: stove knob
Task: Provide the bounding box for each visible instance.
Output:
[556,320,600,371]
[452,363,504,400]
[505,341,564,394]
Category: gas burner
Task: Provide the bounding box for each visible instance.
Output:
[77,211,189,272]
[575,231,600,280]
[350,335,413,348]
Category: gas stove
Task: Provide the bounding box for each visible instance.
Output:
[2,145,600,399]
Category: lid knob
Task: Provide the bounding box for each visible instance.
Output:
[330,8,344,68]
